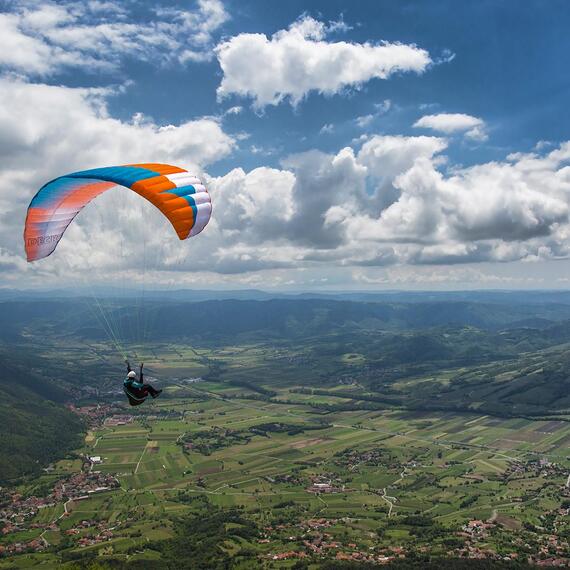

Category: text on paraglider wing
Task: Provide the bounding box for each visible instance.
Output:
[27,234,62,246]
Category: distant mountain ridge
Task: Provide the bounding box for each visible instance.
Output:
[5,297,570,342]
[6,287,570,304]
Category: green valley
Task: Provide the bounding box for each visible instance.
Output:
[1,294,570,567]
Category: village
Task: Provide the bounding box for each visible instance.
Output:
[259,512,570,567]
[67,404,129,428]
[261,517,407,564]
[458,513,570,567]
[502,457,569,482]
[0,465,120,556]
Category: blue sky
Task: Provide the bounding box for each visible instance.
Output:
[1,0,570,290]
[100,0,570,173]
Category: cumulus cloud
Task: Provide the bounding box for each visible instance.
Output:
[0,78,235,174]
[205,138,570,277]
[442,162,568,242]
[414,112,488,141]
[0,0,229,76]
[358,135,447,181]
[283,148,369,248]
[336,141,570,267]
[215,16,431,108]
[212,166,295,239]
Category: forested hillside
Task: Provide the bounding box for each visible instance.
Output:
[0,357,84,482]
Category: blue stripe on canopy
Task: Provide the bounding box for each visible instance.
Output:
[29,167,162,209]
[29,177,104,209]
[160,185,197,197]
[69,166,160,187]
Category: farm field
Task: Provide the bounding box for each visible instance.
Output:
[2,324,570,568]
[2,367,569,567]
[89,388,570,520]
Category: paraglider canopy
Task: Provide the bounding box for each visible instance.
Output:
[24,163,211,262]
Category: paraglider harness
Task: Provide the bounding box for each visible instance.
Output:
[124,362,149,406]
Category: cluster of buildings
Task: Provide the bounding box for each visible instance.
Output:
[306,482,344,494]
[272,352,311,366]
[306,476,345,494]
[300,518,337,530]
[179,377,203,384]
[146,412,183,421]
[333,447,398,471]
[268,550,307,561]
[453,541,568,567]
[460,519,495,538]
[0,493,53,534]
[457,518,569,566]
[64,519,117,548]
[531,533,570,566]
[0,471,119,546]
[104,414,134,427]
[303,533,407,563]
[303,533,347,554]
[261,517,409,565]
[0,521,114,556]
[453,543,519,562]
[503,457,565,481]
[51,470,119,503]
[264,531,407,565]
[67,404,118,427]
[261,506,570,567]
[334,547,403,565]
[0,538,45,556]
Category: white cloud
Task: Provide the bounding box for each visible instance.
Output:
[357,135,447,181]
[203,137,570,275]
[223,105,243,116]
[325,17,353,34]
[434,49,456,65]
[320,123,334,135]
[534,140,553,151]
[213,167,295,228]
[414,112,488,141]
[337,140,570,266]
[215,15,431,109]
[355,100,391,129]
[0,78,235,173]
[355,114,375,128]
[374,100,392,113]
[0,0,229,76]
[249,144,277,156]
[283,147,369,248]
[209,139,570,273]
[463,125,487,142]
